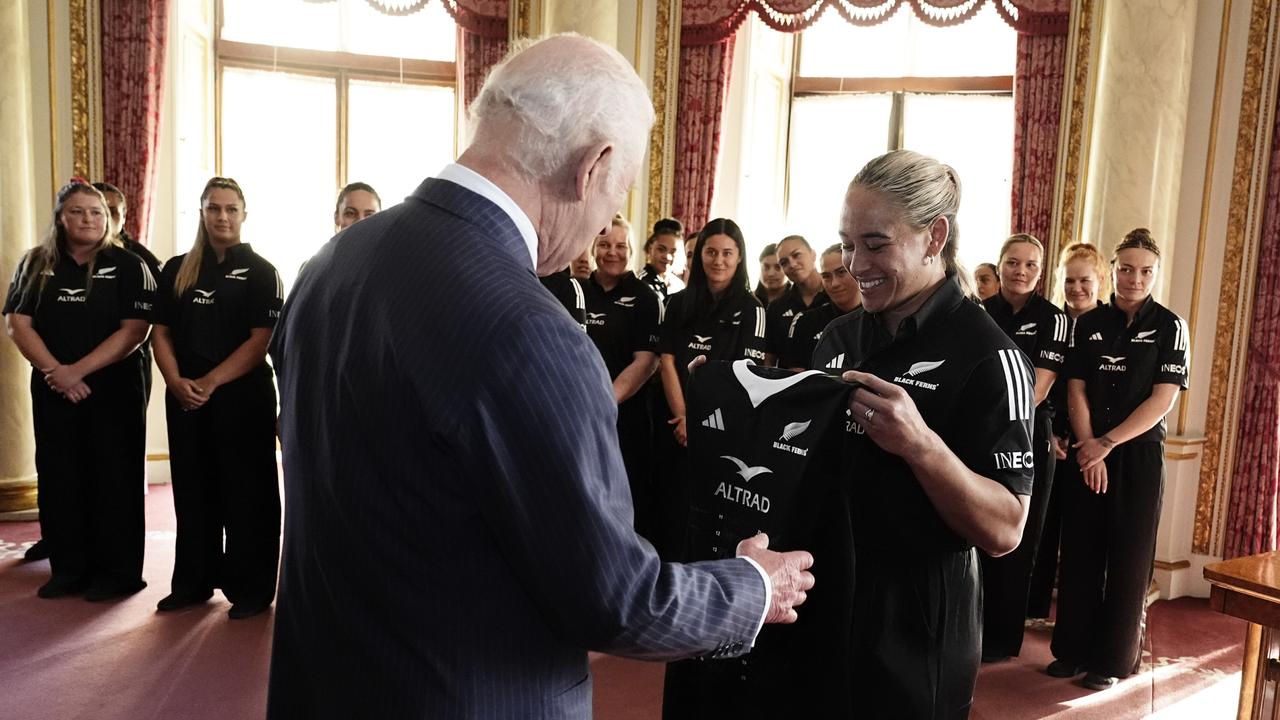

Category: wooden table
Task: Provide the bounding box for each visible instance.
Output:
[1206,552,1280,720]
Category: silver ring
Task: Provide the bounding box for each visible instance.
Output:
[864,408,875,421]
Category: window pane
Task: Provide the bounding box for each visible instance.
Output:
[220,67,337,293]
[347,79,457,208]
[901,93,1015,274]
[785,94,893,249]
[222,0,455,61]
[799,3,1016,78]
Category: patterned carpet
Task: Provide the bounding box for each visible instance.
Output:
[0,476,1247,719]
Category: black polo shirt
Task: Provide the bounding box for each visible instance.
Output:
[582,271,661,381]
[154,242,282,376]
[783,301,853,370]
[764,284,827,357]
[658,288,766,394]
[4,245,154,374]
[1065,295,1189,443]
[637,263,669,303]
[539,269,586,330]
[120,232,163,282]
[981,291,1069,417]
[812,275,1035,553]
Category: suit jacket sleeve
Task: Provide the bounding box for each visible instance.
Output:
[460,311,767,660]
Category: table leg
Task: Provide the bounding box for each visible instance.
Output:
[1242,623,1261,720]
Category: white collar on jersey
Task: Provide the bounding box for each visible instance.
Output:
[732,360,824,409]
[436,163,539,272]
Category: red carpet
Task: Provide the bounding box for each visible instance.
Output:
[0,483,1246,719]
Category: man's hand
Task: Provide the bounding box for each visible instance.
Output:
[736,532,815,624]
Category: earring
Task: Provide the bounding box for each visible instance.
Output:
[924,255,935,265]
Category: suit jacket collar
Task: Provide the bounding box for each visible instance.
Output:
[421,164,539,272]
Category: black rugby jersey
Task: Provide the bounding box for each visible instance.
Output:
[120,232,163,282]
[583,271,660,380]
[4,245,155,369]
[982,292,1069,415]
[1065,295,1189,443]
[677,359,856,714]
[812,275,1036,552]
[764,284,827,357]
[657,288,766,393]
[637,263,670,303]
[539,269,587,330]
[154,243,282,375]
[782,301,852,370]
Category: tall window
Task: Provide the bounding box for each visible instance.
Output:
[210,0,458,290]
[784,4,1016,273]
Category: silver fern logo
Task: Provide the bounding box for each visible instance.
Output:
[905,360,945,376]
[779,420,811,442]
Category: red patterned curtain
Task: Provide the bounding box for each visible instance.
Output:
[681,0,1069,45]
[1224,93,1280,559]
[100,0,170,248]
[1010,30,1068,246]
[441,0,507,109]
[672,37,737,237]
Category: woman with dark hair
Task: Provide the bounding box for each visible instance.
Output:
[782,243,860,370]
[653,218,766,559]
[813,150,1034,718]
[978,233,1069,663]
[753,242,788,307]
[152,176,283,619]
[333,181,382,231]
[1049,229,1188,691]
[3,180,154,600]
[584,215,662,540]
[974,262,1000,301]
[639,217,684,302]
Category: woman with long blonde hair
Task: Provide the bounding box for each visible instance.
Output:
[151,176,284,620]
[3,179,154,600]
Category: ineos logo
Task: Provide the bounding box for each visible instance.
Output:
[993,451,1034,470]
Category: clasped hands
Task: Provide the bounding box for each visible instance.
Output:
[41,363,91,404]
[1073,435,1115,494]
[172,376,217,411]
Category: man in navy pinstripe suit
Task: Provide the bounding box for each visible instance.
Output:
[266,35,815,718]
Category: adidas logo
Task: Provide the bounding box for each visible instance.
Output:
[701,408,725,431]
[825,354,845,369]
[1089,332,1103,341]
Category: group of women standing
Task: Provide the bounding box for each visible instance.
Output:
[974,226,1189,694]
[4,177,283,620]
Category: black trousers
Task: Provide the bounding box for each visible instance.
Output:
[1051,442,1164,677]
[30,363,146,588]
[165,366,280,605]
[980,410,1055,657]
[618,393,655,544]
[1027,442,1068,618]
[852,547,981,720]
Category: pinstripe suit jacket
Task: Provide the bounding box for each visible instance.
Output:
[266,178,768,719]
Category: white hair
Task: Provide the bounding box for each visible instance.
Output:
[469,34,655,190]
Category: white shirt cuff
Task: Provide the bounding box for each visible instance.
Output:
[738,556,771,647]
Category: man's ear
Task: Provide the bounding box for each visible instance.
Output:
[576,143,614,201]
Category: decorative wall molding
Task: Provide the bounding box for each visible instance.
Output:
[68,0,103,181]
[645,0,680,231]
[1181,0,1235,436]
[1051,0,1095,254]
[1194,0,1280,556]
